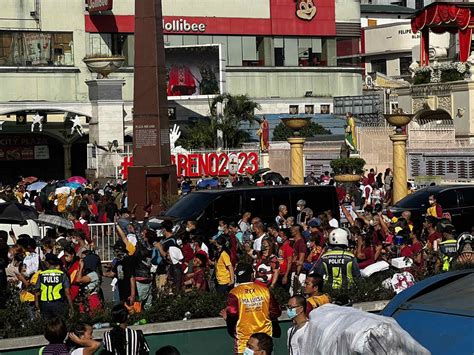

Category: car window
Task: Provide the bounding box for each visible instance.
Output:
[164,192,215,220]
[437,190,459,209]
[212,193,241,219]
[459,187,474,207]
[243,190,276,220]
[395,189,431,209]
[290,187,337,217]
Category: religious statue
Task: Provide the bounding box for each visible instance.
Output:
[31,113,43,132]
[70,115,84,136]
[169,123,189,155]
[344,112,357,154]
[409,61,419,78]
[257,116,270,152]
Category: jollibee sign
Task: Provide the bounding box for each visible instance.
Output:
[120,152,259,179]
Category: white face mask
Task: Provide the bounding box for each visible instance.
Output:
[176,239,183,246]
[186,227,191,232]
[218,226,225,232]
[243,348,254,355]
[307,241,311,248]
[297,206,302,212]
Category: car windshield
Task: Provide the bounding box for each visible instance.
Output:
[394,188,433,208]
[164,192,215,220]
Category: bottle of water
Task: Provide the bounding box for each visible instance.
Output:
[183,311,192,321]
[93,322,110,329]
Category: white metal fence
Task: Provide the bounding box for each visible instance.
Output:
[90,222,117,263]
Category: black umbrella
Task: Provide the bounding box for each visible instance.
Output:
[0,202,38,224]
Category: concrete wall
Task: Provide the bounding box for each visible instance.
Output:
[357,126,394,172]
[336,0,361,23]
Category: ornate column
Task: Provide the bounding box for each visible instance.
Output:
[390,134,408,204]
[288,137,305,185]
[385,113,413,204]
[281,117,310,185]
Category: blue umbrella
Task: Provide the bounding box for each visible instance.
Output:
[197,178,219,189]
[65,181,82,189]
[26,181,47,192]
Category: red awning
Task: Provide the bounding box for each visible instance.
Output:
[411,3,473,34]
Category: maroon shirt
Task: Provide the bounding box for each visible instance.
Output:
[291,238,307,272]
[192,268,207,291]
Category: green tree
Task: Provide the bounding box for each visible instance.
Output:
[272,121,331,141]
[178,93,260,149]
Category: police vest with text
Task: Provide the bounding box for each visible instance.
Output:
[320,250,356,289]
[39,269,66,302]
[439,239,457,271]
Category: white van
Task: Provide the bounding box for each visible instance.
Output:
[0,220,42,245]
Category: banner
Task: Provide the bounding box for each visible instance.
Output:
[120,151,259,179]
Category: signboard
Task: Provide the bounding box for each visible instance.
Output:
[87,0,113,13]
[0,135,51,161]
[166,45,222,98]
[34,145,50,160]
[85,0,336,36]
[120,152,260,179]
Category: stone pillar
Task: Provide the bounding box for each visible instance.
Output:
[63,143,72,179]
[86,79,125,177]
[86,79,125,148]
[288,137,305,185]
[261,152,270,169]
[390,134,408,204]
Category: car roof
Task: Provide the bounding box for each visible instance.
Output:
[416,185,474,194]
[382,269,474,317]
[189,185,336,194]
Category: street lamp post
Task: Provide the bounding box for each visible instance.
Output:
[384,113,414,204]
[281,117,311,185]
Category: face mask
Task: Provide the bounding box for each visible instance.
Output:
[72,239,79,245]
[186,227,191,232]
[218,226,225,232]
[287,307,298,319]
[7,252,13,261]
[176,239,183,247]
[429,200,435,205]
[277,236,283,244]
[307,241,311,248]
[243,348,254,355]
[297,206,302,212]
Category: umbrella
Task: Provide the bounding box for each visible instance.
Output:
[55,186,71,195]
[67,176,87,184]
[0,202,38,224]
[36,214,74,229]
[197,178,219,189]
[23,176,38,184]
[65,181,82,189]
[26,181,47,192]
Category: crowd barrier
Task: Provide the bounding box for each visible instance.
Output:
[89,222,117,263]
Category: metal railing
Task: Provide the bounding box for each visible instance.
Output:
[90,222,117,263]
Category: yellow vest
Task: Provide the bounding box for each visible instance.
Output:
[230,282,272,354]
[307,294,331,311]
[39,269,65,302]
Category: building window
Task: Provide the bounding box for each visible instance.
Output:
[305,105,314,114]
[0,31,74,66]
[400,57,412,76]
[320,105,330,114]
[89,33,134,66]
[289,105,299,114]
[415,0,424,9]
[336,37,361,67]
[371,59,387,75]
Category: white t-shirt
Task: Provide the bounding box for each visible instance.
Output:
[71,348,84,355]
[253,234,265,252]
[329,218,339,228]
[169,246,183,265]
[287,322,308,355]
[201,243,209,255]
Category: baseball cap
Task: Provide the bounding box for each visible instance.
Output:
[425,216,438,225]
[235,263,253,279]
[308,219,320,228]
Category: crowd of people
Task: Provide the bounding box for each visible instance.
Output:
[0,169,473,355]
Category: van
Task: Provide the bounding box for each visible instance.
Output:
[162,186,340,234]
[390,185,474,232]
[0,219,41,245]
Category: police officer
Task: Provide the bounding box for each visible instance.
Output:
[35,253,73,319]
[312,228,360,289]
[438,224,458,272]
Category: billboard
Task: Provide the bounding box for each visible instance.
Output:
[166,44,223,99]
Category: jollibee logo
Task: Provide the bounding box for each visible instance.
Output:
[295,0,317,21]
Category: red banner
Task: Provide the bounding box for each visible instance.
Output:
[120,152,259,179]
